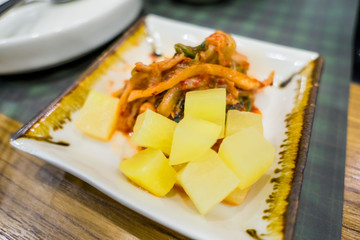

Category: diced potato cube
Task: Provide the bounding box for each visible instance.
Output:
[176,149,240,215]
[119,148,176,197]
[76,91,120,141]
[225,110,263,137]
[184,88,226,138]
[223,186,250,206]
[131,110,177,155]
[218,127,275,189]
[169,117,221,165]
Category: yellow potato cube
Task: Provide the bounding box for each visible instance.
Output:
[225,110,263,137]
[176,149,240,215]
[169,117,221,165]
[119,148,176,197]
[76,91,120,141]
[218,127,275,189]
[184,88,226,138]
[131,110,177,155]
[223,186,250,206]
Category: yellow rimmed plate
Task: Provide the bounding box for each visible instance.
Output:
[11,14,323,240]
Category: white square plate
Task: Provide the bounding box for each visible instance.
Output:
[11,15,323,240]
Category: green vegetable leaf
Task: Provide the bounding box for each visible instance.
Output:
[174,41,206,59]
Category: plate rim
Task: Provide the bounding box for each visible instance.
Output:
[283,56,324,239]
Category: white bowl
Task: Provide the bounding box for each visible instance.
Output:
[0,0,142,74]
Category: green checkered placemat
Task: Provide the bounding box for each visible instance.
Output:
[0,0,356,239]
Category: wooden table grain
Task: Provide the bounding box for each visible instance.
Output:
[1,83,359,240]
[342,82,360,239]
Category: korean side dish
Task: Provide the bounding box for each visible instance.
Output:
[75,31,275,215]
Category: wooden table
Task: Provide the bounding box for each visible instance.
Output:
[1,83,359,239]
[342,82,360,239]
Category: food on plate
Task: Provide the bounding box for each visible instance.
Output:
[76,30,275,215]
[223,186,251,206]
[119,148,176,197]
[115,30,273,134]
[131,109,177,155]
[169,117,221,165]
[76,91,120,141]
[176,149,240,215]
[225,110,263,137]
[218,127,275,189]
[117,88,274,214]
[184,88,226,138]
